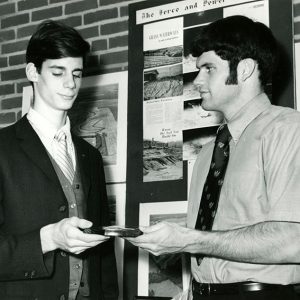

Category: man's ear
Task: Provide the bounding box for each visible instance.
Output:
[237,58,257,82]
[25,63,38,82]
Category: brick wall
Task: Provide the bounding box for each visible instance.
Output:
[0,0,144,126]
[0,0,299,127]
[295,0,300,41]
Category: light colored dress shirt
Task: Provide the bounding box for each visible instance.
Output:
[27,108,76,169]
[188,93,300,284]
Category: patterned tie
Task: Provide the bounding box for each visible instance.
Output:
[54,130,75,184]
[194,124,231,262]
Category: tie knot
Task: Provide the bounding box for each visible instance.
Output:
[215,124,231,144]
[55,130,67,143]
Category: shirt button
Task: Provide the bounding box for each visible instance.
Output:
[30,270,36,278]
[70,203,76,209]
[60,251,67,257]
[73,263,81,269]
[59,205,66,212]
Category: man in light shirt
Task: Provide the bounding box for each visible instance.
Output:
[0,20,118,299]
[127,15,300,300]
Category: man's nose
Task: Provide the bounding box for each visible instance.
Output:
[63,75,76,89]
[193,70,205,88]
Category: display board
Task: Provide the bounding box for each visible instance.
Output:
[125,0,294,299]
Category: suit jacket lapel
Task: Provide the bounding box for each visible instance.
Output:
[73,135,91,198]
[16,116,91,195]
[15,116,61,185]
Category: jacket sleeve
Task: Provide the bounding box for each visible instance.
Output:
[0,224,55,281]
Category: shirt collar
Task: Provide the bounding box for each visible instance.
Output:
[27,107,72,141]
[227,93,271,143]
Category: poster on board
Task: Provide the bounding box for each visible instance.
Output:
[140,0,269,184]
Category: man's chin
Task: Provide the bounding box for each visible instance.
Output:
[201,101,212,111]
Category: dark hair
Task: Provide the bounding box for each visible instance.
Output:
[192,15,278,88]
[26,20,90,72]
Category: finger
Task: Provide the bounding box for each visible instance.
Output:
[79,232,110,243]
[73,217,93,229]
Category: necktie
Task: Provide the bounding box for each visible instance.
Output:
[194,124,231,261]
[54,130,75,184]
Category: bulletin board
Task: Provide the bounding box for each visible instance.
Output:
[125,0,294,299]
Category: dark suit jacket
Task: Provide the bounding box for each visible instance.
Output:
[0,116,118,299]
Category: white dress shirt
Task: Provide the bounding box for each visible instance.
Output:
[27,108,76,170]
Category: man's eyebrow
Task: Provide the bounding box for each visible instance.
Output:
[200,62,214,67]
[49,66,83,72]
[49,65,65,70]
[196,62,214,69]
[73,68,83,72]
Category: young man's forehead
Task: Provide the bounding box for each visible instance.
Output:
[43,57,83,70]
[196,51,227,65]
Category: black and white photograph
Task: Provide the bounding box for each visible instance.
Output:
[183,99,223,130]
[144,65,183,101]
[138,201,190,298]
[144,46,183,70]
[183,71,199,99]
[69,72,128,183]
[143,134,183,182]
[2,0,297,299]
[69,84,118,165]
[183,126,218,161]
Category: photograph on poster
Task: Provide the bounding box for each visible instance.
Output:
[144,64,183,101]
[183,99,223,130]
[143,123,183,183]
[70,83,118,165]
[144,46,183,69]
[106,183,126,300]
[68,72,128,183]
[183,71,199,99]
[138,201,190,298]
[22,72,128,184]
[183,126,218,161]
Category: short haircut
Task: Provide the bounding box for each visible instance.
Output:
[26,20,90,72]
[192,15,278,88]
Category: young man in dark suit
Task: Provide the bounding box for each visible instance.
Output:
[0,20,118,300]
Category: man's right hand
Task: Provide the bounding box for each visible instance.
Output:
[40,217,109,254]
